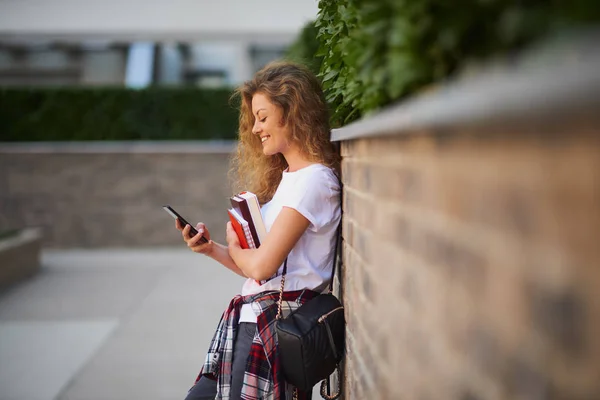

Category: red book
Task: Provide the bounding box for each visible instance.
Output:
[227,210,250,249]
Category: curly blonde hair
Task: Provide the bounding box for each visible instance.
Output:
[229,61,340,204]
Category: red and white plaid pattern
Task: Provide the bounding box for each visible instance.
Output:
[194,290,318,399]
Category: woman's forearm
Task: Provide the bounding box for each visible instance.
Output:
[228,245,271,281]
[209,241,248,278]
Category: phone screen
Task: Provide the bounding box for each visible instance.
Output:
[163,205,208,243]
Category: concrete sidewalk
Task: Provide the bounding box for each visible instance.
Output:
[0,248,245,400]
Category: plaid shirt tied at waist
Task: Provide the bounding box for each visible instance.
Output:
[194,289,318,400]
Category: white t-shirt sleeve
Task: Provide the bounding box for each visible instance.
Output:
[281,169,337,231]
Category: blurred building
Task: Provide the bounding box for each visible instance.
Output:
[0,0,318,87]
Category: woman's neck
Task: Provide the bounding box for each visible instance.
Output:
[283,148,313,172]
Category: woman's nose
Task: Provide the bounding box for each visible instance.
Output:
[252,121,261,135]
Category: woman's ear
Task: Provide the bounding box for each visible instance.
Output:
[278,115,287,127]
[284,126,297,148]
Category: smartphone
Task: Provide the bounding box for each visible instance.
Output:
[163,205,208,244]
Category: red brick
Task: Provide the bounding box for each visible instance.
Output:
[338,127,600,399]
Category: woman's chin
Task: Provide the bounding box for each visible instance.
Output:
[262,147,276,156]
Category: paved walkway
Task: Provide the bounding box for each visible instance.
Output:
[0,248,248,400]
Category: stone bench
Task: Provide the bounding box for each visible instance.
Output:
[0,227,42,290]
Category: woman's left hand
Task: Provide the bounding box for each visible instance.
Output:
[226,221,241,249]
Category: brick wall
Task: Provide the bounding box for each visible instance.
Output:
[0,143,235,248]
[333,35,600,400]
[338,127,600,399]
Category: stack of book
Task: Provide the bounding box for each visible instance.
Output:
[228,191,267,249]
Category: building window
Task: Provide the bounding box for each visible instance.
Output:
[249,45,287,73]
[184,69,228,88]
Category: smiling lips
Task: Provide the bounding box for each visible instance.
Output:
[261,135,270,143]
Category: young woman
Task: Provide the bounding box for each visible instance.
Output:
[177,61,341,400]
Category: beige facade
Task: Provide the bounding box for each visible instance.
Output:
[0,0,318,43]
[0,0,318,86]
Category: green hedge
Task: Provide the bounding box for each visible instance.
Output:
[0,87,239,141]
[0,229,18,240]
[314,0,600,127]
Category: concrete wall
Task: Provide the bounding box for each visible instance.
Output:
[333,37,600,399]
[0,142,236,248]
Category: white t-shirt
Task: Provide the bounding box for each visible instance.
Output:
[239,163,341,323]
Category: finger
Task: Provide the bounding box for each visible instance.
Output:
[188,231,204,247]
[182,224,191,239]
[175,219,183,230]
[196,223,210,240]
[225,223,240,246]
[226,223,237,240]
[225,223,232,240]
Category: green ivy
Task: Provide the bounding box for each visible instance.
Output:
[0,87,239,141]
[314,0,600,127]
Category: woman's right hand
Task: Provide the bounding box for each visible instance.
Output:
[176,219,213,255]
